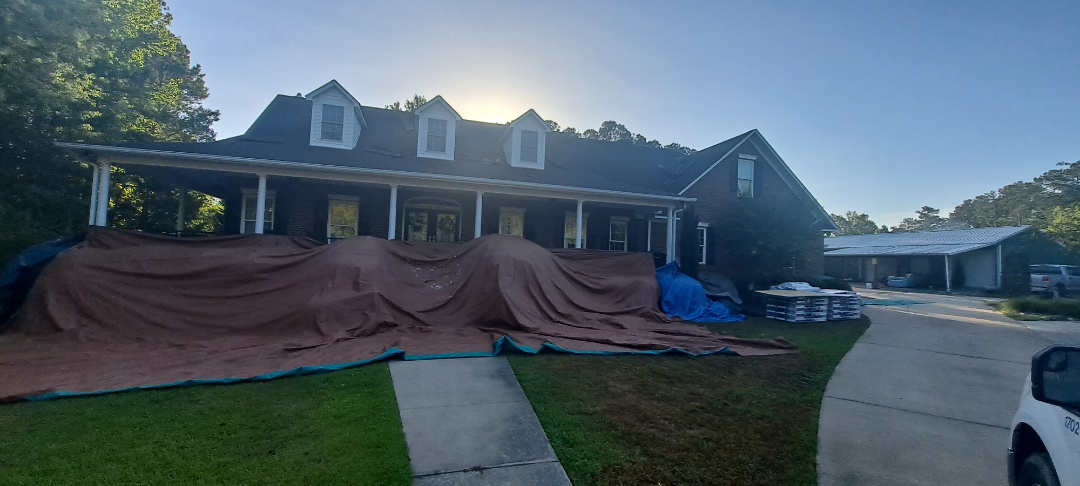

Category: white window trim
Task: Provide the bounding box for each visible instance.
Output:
[738,155,755,198]
[320,103,346,142]
[563,211,590,249]
[697,222,709,265]
[240,189,276,234]
[327,195,360,242]
[609,216,629,252]
[425,117,448,154]
[520,130,539,163]
[498,207,526,236]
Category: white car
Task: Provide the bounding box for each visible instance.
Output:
[1009,345,1080,486]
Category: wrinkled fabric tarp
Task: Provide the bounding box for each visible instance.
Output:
[0,236,84,326]
[0,229,789,402]
[655,263,745,322]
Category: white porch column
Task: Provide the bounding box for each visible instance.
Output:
[88,163,100,226]
[388,185,398,240]
[646,215,653,252]
[175,187,185,232]
[474,192,484,238]
[254,174,267,234]
[665,207,675,263]
[996,244,1003,289]
[575,200,584,249]
[944,254,952,292]
[95,161,111,226]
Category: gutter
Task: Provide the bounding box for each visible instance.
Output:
[58,142,696,204]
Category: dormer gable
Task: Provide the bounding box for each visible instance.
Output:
[305,80,365,150]
[413,96,461,161]
[500,109,550,169]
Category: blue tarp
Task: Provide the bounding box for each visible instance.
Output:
[0,236,83,326]
[655,262,744,322]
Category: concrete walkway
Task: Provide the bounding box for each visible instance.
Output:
[818,289,1080,485]
[389,356,571,486]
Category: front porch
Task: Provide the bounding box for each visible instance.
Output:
[82,159,687,262]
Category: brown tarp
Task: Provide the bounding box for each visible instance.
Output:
[0,229,794,402]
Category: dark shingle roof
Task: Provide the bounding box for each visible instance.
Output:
[114,95,746,198]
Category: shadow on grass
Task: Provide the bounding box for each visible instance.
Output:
[0,363,411,486]
[509,315,870,486]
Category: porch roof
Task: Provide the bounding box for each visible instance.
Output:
[61,95,703,205]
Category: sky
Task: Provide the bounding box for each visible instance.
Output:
[167,0,1080,227]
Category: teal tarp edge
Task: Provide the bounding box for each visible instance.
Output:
[24,335,736,402]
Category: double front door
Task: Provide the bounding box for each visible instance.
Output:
[405,210,459,242]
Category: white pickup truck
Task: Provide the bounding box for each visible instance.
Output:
[1031,265,1080,298]
[1008,345,1080,486]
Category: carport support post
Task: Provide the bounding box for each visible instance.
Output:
[254,174,267,234]
[996,244,1003,289]
[88,163,99,226]
[95,161,111,226]
[575,200,584,248]
[944,254,952,293]
[475,192,484,239]
[388,185,398,239]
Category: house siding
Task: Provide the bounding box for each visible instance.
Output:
[308,90,359,149]
[416,103,457,160]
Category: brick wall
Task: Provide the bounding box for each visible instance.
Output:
[682,142,826,280]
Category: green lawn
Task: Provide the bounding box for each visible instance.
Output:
[509,315,871,485]
[0,364,411,485]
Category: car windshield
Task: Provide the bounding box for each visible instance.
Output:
[1030,265,1060,274]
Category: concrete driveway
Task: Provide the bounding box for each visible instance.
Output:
[817,289,1080,485]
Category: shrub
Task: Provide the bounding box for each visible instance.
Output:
[999,296,1080,320]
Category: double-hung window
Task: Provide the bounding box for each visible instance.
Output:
[321,104,345,141]
[240,190,275,234]
[609,217,628,251]
[737,155,755,197]
[520,130,539,163]
[426,118,447,153]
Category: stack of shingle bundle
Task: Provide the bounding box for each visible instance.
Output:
[817,289,863,320]
[761,290,830,323]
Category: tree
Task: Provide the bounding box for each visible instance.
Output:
[893,206,960,232]
[829,211,878,235]
[0,0,221,262]
[1046,204,1080,253]
[385,94,428,112]
[543,118,696,155]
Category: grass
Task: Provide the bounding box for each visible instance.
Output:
[992,295,1080,321]
[509,315,871,485]
[0,364,411,485]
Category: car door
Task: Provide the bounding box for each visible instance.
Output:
[1067,266,1080,291]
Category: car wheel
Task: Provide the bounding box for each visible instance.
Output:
[1052,284,1066,299]
[1018,452,1061,486]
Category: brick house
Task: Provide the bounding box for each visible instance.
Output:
[61,80,836,278]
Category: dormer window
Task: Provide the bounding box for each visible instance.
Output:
[321,104,344,141]
[413,96,461,161]
[426,118,447,153]
[501,109,550,169]
[305,80,364,149]
[520,130,539,163]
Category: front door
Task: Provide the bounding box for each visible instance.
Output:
[405,210,459,242]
